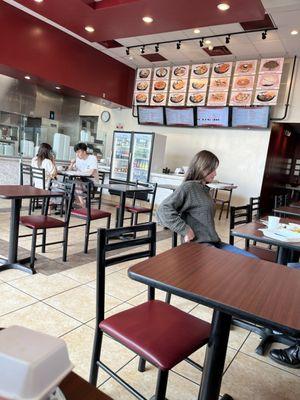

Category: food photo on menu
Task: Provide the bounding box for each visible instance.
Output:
[134,92,149,105]
[168,92,187,106]
[234,60,258,75]
[150,93,167,106]
[154,66,170,79]
[152,80,168,91]
[189,78,208,91]
[211,62,233,77]
[137,68,152,80]
[256,74,281,90]
[253,89,279,105]
[232,75,254,91]
[210,77,230,90]
[207,91,228,106]
[172,65,189,78]
[190,63,210,77]
[135,81,149,92]
[171,79,187,91]
[186,92,206,106]
[259,57,284,74]
[229,91,252,106]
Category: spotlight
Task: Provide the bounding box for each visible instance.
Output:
[199,39,204,47]
[140,45,145,54]
[225,35,230,44]
[208,45,214,51]
[262,30,267,40]
[155,43,159,53]
[176,41,181,50]
[126,48,129,55]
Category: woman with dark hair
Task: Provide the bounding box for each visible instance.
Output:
[156,150,257,257]
[31,143,57,189]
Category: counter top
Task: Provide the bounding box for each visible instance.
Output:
[150,172,185,181]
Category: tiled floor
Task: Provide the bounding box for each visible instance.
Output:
[0,198,299,399]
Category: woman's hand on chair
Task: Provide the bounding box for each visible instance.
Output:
[184,227,195,243]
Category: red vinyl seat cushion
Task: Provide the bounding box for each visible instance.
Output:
[20,216,65,229]
[126,206,151,213]
[71,208,111,220]
[100,300,211,371]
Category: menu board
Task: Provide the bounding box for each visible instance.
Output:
[138,106,164,125]
[197,107,229,127]
[165,107,195,127]
[234,60,257,75]
[211,62,233,77]
[150,66,170,106]
[231,106,270,128]
[133,68,152,105]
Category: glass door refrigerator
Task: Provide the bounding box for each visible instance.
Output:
[110,131,131,181]
[129,132,153,182]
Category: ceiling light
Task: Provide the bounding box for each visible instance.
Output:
[126,48,130,55]
[208,45,214,51]
[85,26,95,33]
[24,75,31,80]
[291,30,298,35]
[140,45,145,54]
[217,3,230,11]
[34,0,44,3]
[155,43,159,53]
[143,16,153,23]
[199,39,204,47]
[176,41,181,50]
[81,95,85,98]
[194,29,200,34]
[204,39,211,45]
[225,35,231,44]
[55,86,61,90]
[129,56,133,60]
[262,30,267,40]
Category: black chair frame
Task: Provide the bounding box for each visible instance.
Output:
[213,185,234,220]
[128,182,158,226]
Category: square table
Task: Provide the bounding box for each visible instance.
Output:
[60,371,112,399]
[0,185,63,274]
[230,217,300,264]
[97,183,152,227]
[128,243,300,400]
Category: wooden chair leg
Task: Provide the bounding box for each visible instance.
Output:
[62,226,69,262]
[89,329,104,386]
[154,369,169,400]
[30,229,37,273]
[42,229,46,253]
[84,219,91,254]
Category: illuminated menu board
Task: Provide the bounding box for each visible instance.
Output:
[138,106,164,125]
[165,107,195,127]
[232,106,270,128]
[197,107,229,127]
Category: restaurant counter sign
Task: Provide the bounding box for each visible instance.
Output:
[133,58,284,107]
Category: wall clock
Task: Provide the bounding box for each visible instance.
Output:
[101,111,111,122]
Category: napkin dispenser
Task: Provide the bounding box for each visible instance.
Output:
[0,326,73,400]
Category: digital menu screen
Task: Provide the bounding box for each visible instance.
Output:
[165,107,195,127]
[197,107,229,127]
[138,106,164,125]
[232,106,270,128]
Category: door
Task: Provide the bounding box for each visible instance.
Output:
[110,131,131,181]
[129,133,153,182]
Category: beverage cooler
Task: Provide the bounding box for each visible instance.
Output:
[110,131,166,183]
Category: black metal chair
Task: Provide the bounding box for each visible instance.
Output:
[18,181,75,273]
[70,181,111,253]
[19,163,34,214]
[213,185,234,220]
[92,169,105,209]
[249,196,261,220]
[126,182,158,226]
[31,166,46,212]
[89,223,211,400]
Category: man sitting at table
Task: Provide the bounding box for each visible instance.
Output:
[69,142,98,206]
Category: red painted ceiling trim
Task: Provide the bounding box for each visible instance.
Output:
[92,0,141,10]
[0,2,135,107]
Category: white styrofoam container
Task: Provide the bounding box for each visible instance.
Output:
[0,326,73,400]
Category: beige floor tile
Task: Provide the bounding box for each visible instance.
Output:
[44,285,122,322]
[221,352,300,400]
[0,302,80,336]
[0,269,29,282]
[240,332,300,377]
[59,261,97,284]
[0,282,37,316]
[86,302,133,329]
[100,357,200,400]
[9,273,80,300]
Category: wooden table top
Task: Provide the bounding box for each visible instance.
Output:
[128,243,300,335]
[99,183,152,193]
[60,372,112,400]
[0,185,63,199]
[273,205,300,217]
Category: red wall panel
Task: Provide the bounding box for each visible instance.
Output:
[0,2,135,107]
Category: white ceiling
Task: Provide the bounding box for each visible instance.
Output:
[96,0,300,68]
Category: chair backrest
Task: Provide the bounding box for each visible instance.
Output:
[31,166,46,189]
[19,163,32,185]
[48,180,75,224]
[274,193,290,208]
[95,223,156,325]
[229,204,251,245]
[133,181,158,211]
[249,196,260,220]
[98,170,105,185]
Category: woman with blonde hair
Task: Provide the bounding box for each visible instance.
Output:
[157,150,257,257]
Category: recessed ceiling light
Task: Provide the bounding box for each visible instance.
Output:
[55,86,61,90]
[81,95,85,98]
[208,45,214,51]
[143,16,153,23]
[204,39,211,45]
[34,0,44,3]
[24,75,31,80]
[217,3,230,11]
[194,29,201,34]
[291,30,298,35]
[85,26,95,33]
[129,56,133,60]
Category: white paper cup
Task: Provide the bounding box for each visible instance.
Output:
[268,216,280,230]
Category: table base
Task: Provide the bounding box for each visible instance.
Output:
[0,257,36,274]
